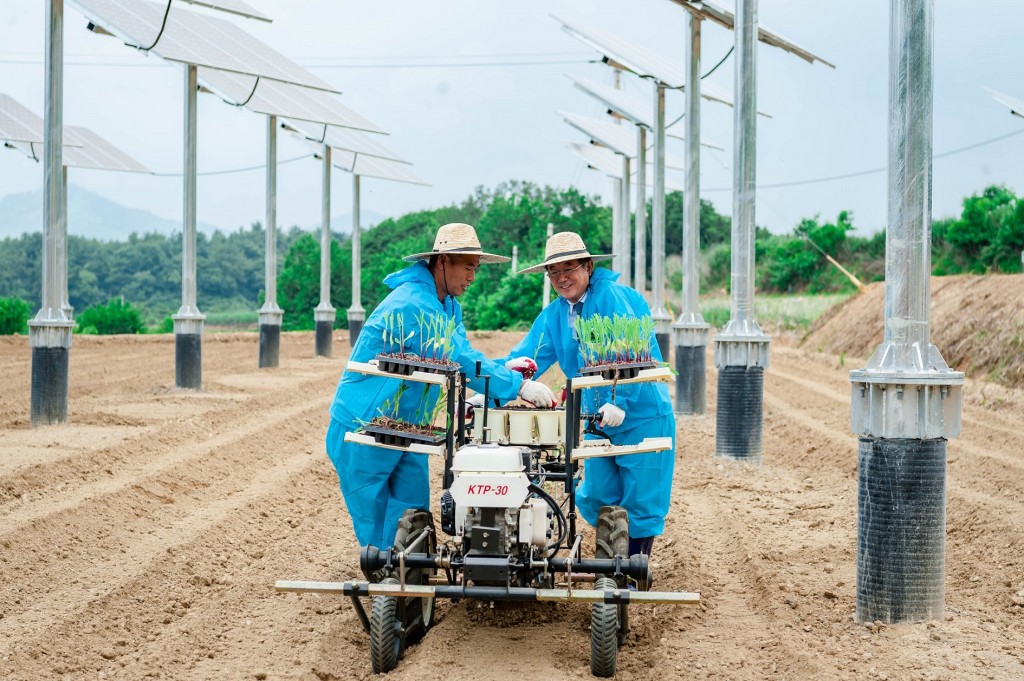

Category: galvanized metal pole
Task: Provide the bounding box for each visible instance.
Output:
[673,12,710,416]
[542,222,553,307]
[258,114,283,368]
[314,144,336,357]
[29,0,74,426]
[347,173,365,347]
[60,164,72,318]
[651,83,671,359]
[635,126,647,295]
[621,155,632,287]
[611,177,623,275]
[850,0,963,624]
[173,63,205,390]
[714,0,770,461]
[511,245,518,273]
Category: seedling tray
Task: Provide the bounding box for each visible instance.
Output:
[373,354,459,376]
[361,423,446,449]
[577,360,658,381]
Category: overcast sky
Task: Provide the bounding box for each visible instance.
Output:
[2,0,1023,239]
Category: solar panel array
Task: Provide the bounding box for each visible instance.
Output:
[335,152,430,186]
[666,0,834,69]
[175,0,271,23]
[985,87,1024,119]
[69,0,336,91]
[198,67,386,133]
[0,93,80,146]
[560,111,686,169]
[289,118,407,163]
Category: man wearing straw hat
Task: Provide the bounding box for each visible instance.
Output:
[326,223,557,550]
[495,231,675,559]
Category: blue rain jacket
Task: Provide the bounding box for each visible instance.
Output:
[498,267,676,537]
[327,261,525,548]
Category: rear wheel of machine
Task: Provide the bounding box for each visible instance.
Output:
[591,576,620,677]
[393,509,437,643]
[369,577,402,674]
[595,505,631,649]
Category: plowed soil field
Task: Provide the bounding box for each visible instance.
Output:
[1,320,1022,680]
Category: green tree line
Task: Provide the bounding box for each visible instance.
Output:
[1,181,1021,334]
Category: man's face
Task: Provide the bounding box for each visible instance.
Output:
[442,254,481,297]
[546,259,592,304]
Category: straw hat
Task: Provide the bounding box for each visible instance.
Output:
[403,223,511,264]
[518,231,612,274]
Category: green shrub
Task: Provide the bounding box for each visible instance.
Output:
[76,298,145,335]
[0,296,32,335]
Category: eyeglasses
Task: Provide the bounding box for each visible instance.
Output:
[545,263,584,280]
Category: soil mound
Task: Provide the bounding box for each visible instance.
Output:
[802,274,1024,388]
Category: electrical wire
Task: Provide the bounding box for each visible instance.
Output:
[149,152,314,177]
[124,0,173,52]
[665,47,734,129]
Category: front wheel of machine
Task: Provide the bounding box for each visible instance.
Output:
[591,576,620,677]
[370,577,402,674]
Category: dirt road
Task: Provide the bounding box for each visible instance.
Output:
[0,330,1021,680]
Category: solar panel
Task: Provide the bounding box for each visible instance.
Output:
[70,0,337,91]
[568,77,724,150]
[198,67,386,133]
[666,0,835,69]
[175,0,271,23]
[560,111,687,169]
[62,126,151,172]
[288,118,408,163]
[331,152,430,186]
[553,14,733,104]
[567,141,685,191]
[985,87,1024,119]
[1,93,87,157]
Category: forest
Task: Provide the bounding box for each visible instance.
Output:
[0,181,1021,333]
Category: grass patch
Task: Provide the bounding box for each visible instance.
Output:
[698,293,852,332]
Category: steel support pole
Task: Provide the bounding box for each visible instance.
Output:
[673,13,709,415]
[314,144,336,357]
[635,126,648,295]
[511,245,518,273]
[621,155,632,288]
[611,177,622,276]
[714,0,770,460]
[29,0,74,426]
[258,114,283,368]
[59,165,72,319]
[347,173,365,347]
[850,0,963,624]
[651,83,671,359]
[173,63,205,390]
[542,223,554,307]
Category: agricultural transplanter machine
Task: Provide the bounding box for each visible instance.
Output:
[276,356,699,677]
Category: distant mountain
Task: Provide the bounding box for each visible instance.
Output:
[0,185,222,241]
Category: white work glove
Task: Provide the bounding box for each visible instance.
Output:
[597,403,626,428]
[466,393,485,408]
[518,379,557,408]
[504,356,538,379]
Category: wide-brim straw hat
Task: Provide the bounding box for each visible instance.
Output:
[403,222,511,264]
[518,231,613,274]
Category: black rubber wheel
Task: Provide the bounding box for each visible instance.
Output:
[595,506,631,648]
[595,506,629,559]
[393,509,437,643]
[591,575,620,677]
[369,577,401,674]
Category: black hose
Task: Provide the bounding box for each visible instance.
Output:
[528,483,566,554]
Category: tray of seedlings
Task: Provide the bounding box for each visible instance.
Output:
[349,379,449,453]
[575,314,660,380]
[373,311,460,376]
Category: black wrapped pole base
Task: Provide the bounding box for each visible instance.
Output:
[655,333,670,364]
[348,319,363,347]
[259,324,281,368]
[31,346,69,426]
[674,345,706,415]
[315,321,333,357]
[715,366,764,462]
[175,333,202,390]
[857,437,946,624]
